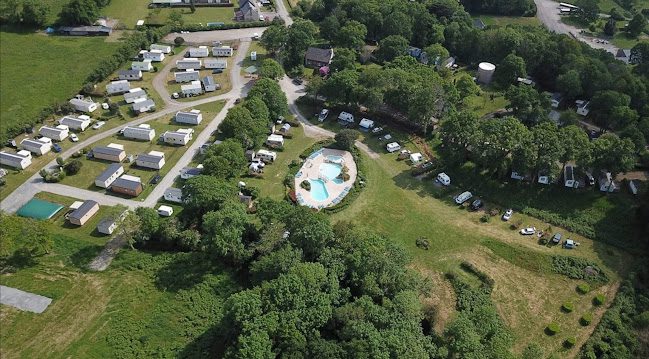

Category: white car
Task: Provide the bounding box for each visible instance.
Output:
[436,172,451,186]
[520,227,536,235]
[502,209,513,221]
[70,134,79,142]
[318,109,329,122]
[101,102,109,110]
[171,92,180,99]
[92,121,105,130]
[454,191,473,204]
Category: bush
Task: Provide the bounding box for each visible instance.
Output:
[300,180,311,190]
[580,312,593,326]
[593,294,606,306]
[577,283,591,294]
[415,237,430,250]
[480,214,491,223]
[551,256,609,284]
[174,36,185,45]
[562,301,575,313]
[71,151,83,158]
[511,219,523,230]
[563,337,576,348]
[635,311,649,328]
[64,159,83,175]
[545,322,560,335]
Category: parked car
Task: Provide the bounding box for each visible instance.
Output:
[551,233,562,244]
[502,209,513,221]
[92,121,105,130]
[52,143,62,153]
[563,239,577,249]
[235,98,242,104]
[150,173,162,184]
[86,150,93,159]
[520,227,536,235]
[70,134,79,142]
[470,199,484,211]
[212,69,223,74]
[454,191,473,204]
[318,109,329,122]
[171,92,180,99]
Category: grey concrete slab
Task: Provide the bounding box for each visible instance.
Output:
[0,285,52,313]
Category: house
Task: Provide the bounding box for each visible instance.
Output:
[60,25,112,36]
[176,58,202,70]
[68,200,99,226]
[39,125,69,141]
[175,109,203,125]
[174,69,200,83]
[95,163,124,188]
[124,88,147,103]
[110,175,143,197]
[123,124,156,141]
[20,138,51,155]
[338,111,354,124]
[202,76,219,92]
[136,151,166,169]
[203,58,228,69]
[359,118,374,131]
[132,60,154,72]
[69,97,98,113]
[181,81,203,96]
[119,69,143,80]
[132,98,156,113]
[564,165,579,188]
[550,92,563,109]
[237,0,260,21]
[180,166,203,179]
[598,171,618,192]
[278,123,291,135]
[212,46,233,57]
[188,46,210,57]
[59,115,91,131]
[106,80,131,95]
[164,187,183,203]
[141,49,165,62]
[615,48,631,64]
[304,47,334,68]
[575,100,590,116]
[150,44,172,54]
[162,128,193,145]
[97,212,125,235]
[407,46,428,64]
[92,143,126,162]
[0,150,32,169]
[266,134,284,148]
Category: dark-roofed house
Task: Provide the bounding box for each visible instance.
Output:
[93,144,126,162]
[60,25,112,36]
[68,200,99,226]
[164,187,183,203]
[119,69,143,81]
[615,49,631,64]
[110,175,143,197]
[237,0,260,21]
[304,47,334,68]
[95,163,124,188]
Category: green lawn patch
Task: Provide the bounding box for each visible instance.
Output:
[475,15,541,27]
[102,0,152,29]
[147,6,239,26]
[481,238,554,274]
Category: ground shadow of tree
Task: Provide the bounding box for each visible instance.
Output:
[177,320,231,359]
[69,244,103,270]
[154,252,224,292]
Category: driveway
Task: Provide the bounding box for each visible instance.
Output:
[164,27,268,45]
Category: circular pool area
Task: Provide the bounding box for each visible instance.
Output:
[294,148,357,209]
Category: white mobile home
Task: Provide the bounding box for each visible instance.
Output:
[564,165,579,188]
[39,125,69,141]
[123,124,156,141]
[136,151,166,169]
[92,144,126,162]
[150,44,172,54]
[576,100,590,116]
[181,81,203,96]
[0,150,32,169]
[212,46,233,57]
[256,149,277,162]
[174,69,200,83]
[94,163,124,188]
[338,111,354,124]
[265,134,284,148]
[189,46,210,57]
[132,98,156,113]
[123,88,147,103]
[175,109,202,125]
[176,58,202,70]
[141,49,165,62]
[119,69,143,80]
[20,138,52,155]
[132,60,154,72]
[203,58,227,69]
[202,76,219,92]
[106,80,131,95]
[59,115,91,131]
[162,128,193,145]
[69,97,97,113]
[598,172,618,192]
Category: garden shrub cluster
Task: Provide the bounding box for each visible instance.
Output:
[562,301,575,313]
[593,294,606,306]
[545,322,560,336]
[580,312,593,326]
[577,283,591,294]
[551,256,609,284]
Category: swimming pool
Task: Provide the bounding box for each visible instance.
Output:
[309,179,329,201]
[326,155,344,164]
[319,162,342,181]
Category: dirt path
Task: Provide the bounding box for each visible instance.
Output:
[87,236,127,271]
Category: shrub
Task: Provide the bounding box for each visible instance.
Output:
[300,180,311,190]
[593,294,606,306]
[56,156,66,166]
[563,337,576,348]
[551,256,609,284]
[71,151,83,158]
[488,208,500,216]
[415,237,430,250]
[174,36,185,45]
[545,323,560,335]
[635,311,649,328]
[562,301,575,313]
[480,214,491,223]
[577,283,591,294]
[580,312,593,326]
[64,159,83,175]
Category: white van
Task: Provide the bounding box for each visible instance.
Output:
[437,172,451,186]
[256,149,277,163]
[157,205,174,217]
[386,142,401,153]
[338,111,354,124]
[454,191,473,204]
[318,109,329,122]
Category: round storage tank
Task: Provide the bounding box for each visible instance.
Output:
[477,62,496,84]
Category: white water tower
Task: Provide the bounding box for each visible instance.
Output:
[477,62,496,84]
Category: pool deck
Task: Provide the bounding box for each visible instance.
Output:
[294,148,357,209]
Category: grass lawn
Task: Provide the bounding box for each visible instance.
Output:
[240,41,268,76]
[0,194,238,358]
[476,15,541,27]
[58,101,225,198]
[610,32,647,48]
[0,27,120,140]
[463,91,509,117]
[147,6,239,26]
[102,0,151,29]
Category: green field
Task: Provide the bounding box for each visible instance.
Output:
[0,28,120,138]
[147,5,240,26]
[102,0,152,29]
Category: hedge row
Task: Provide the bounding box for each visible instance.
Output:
[551,256,609,284]
[169,18,283,33]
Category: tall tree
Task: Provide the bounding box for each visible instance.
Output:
[203,139,248,179]
[475,117,529,176]
[336,20,367,49]
[505,85,550,124]
[321,69,359,105]
[627,13,646,38]
[247,78,289,120]
[556,70,583,100]
[22,0,49,27]
[494,53,526,87]
[305,75,324,104]
[258,58,285,80]
[59,0,99,25]
[559,125,592,171]
[330,48,357,72]
[202,203,250,263]
[576,0,600,23]
[182,176,238,218]
[531,122,564,176]
[440,111,480,165]
[375,35,409,63]
[260,24,286,54]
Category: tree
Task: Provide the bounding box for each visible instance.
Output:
[183,176,238,218]
[559,125,592,170]
[576,0,599,23]
[260,24,287,54]
[243,96,271,123]
[202,203,250,263]
[603,18,617,36]
[590,134,636,190]
[456,74,480,98]
[63,159,83,175]
[321,69,359,105]
[305,75,324,104]
[134,207,160,243]
[475,117,530,176]
[247,78,289,120]
[423,44,450,64]
[505,85,550,124]
[440,111,480,164]
[627,13,646,38]
[174,36,185,46]
[320,15,341,42]
[556,70,582,100]
[531,122,564,175]
[376,35,409,63]
[203,139,248,179]
[282,19,318,68]
[330,48,357,72]
[0,213,52,261]
[189,0,196,13]
[335,129,360,150]
[609,106,639,130]
[494,53,526,87]
[22,0,49,27]
[59,0,99,26]
[336,20,367,49]
[167,10,184,27]
[116,211,142,249]
[258,58,285,80]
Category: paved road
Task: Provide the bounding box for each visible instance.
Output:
[534,0,619,54]
[274,0,293,26]
[0,285,52,314]
[152,49,189,107]
[164,27,268,45]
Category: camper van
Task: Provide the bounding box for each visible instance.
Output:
[256,149,277,163]
[436,172,451,186]
[386,142,401,153]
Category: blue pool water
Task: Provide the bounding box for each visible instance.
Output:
[319,163,342,181]
[309,179,329,201]
[326,155,344,163]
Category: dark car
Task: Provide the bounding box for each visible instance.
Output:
[212,69,223,74]
[5,139,17,148]
[150,173,162,184]
[470,199,484,211]
[235,98,242,104]
[86,150,94,159]
[551,233,562,244]
[52,143,62,153]
[292,78,303,85]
